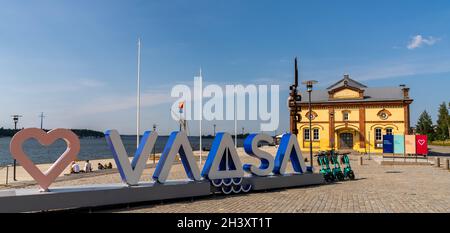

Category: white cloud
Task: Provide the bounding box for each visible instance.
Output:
[407,35,440,50]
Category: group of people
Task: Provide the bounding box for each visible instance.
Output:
[70,160,113,174]
[97,162,113,170]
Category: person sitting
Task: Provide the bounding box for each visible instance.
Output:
[71,161,80,174]
[104,163,109,169]
[84,160,92,173]
[107,162,113,169]
[97,163,104,170]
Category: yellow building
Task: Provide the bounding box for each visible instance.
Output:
[297,74,413,153]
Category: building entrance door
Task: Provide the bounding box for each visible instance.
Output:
[339,133,353,149]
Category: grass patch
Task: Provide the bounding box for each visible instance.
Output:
[430,140,450,146]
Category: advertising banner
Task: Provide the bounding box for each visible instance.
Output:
[393,135,405,154]
[382,135,394,153]
[404,135,416,154]
[415,135,428,155]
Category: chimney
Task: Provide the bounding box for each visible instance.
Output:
[400,84,409,99]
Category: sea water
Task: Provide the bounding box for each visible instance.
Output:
[0,136,245,167]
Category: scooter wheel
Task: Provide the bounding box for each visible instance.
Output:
[327,174,335,182]
[348,171,355,180]
[337,173,345,181]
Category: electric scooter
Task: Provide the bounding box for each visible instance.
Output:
[340,153,355,180]
[316,151,334,182]
[329,150,345,181]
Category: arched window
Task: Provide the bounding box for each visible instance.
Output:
[304,128,310,141]
[375,128,382,141]
[386,128,393,135]
[313,128,320,140]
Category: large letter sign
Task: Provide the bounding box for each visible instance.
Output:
[105,129,157,186]
[273,134,307,175]
[153,131,202,183]
[4,129,325,212]
[201,132,244,180]
[243,133,274,176]
[10,128,80,191]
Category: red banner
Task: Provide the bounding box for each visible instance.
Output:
[415,135,428,155]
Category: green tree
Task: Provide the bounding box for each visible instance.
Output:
[416,111,435,141]
[436,102,449,140]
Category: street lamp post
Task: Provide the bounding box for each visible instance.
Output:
[11,115,22,181]
[152,124,157,165]
[302,80,318,169]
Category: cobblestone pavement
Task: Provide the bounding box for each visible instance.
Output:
[3,147,450,213]
[113,154,450,213]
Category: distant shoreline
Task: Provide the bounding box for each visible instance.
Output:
[0,128,104,138]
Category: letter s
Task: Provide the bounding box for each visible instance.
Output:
[243,134,274,176]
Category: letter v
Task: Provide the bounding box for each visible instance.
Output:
[153,131,202,183]
[105,129,157,186]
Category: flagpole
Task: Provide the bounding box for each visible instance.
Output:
[199,68,203,165]
[234,90,237,148]
[136,37,141,148]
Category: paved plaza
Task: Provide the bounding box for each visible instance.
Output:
[113,155,450,213]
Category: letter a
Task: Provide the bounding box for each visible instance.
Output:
[273,134,307,175]
[153,131,201,183]
[105,129,157,186]
[201,132,244,180]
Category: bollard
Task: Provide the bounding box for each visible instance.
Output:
[359,156,363,166]
[5,166,9,185]
[446,159,449,170]
[436,157,440,167]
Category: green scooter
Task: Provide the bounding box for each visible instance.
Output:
[316,151,334,182]
[329,150,345,181]
[340,153,355,180]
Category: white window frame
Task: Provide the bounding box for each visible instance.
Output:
[313,128,320,141]
[386,128,393,135]
[375,128,382,141]
[343,112,349,121]
[304,128,310,141]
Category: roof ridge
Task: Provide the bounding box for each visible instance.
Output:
[326,74,367,90]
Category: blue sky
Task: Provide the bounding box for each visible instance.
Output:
[0,0,449,135]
